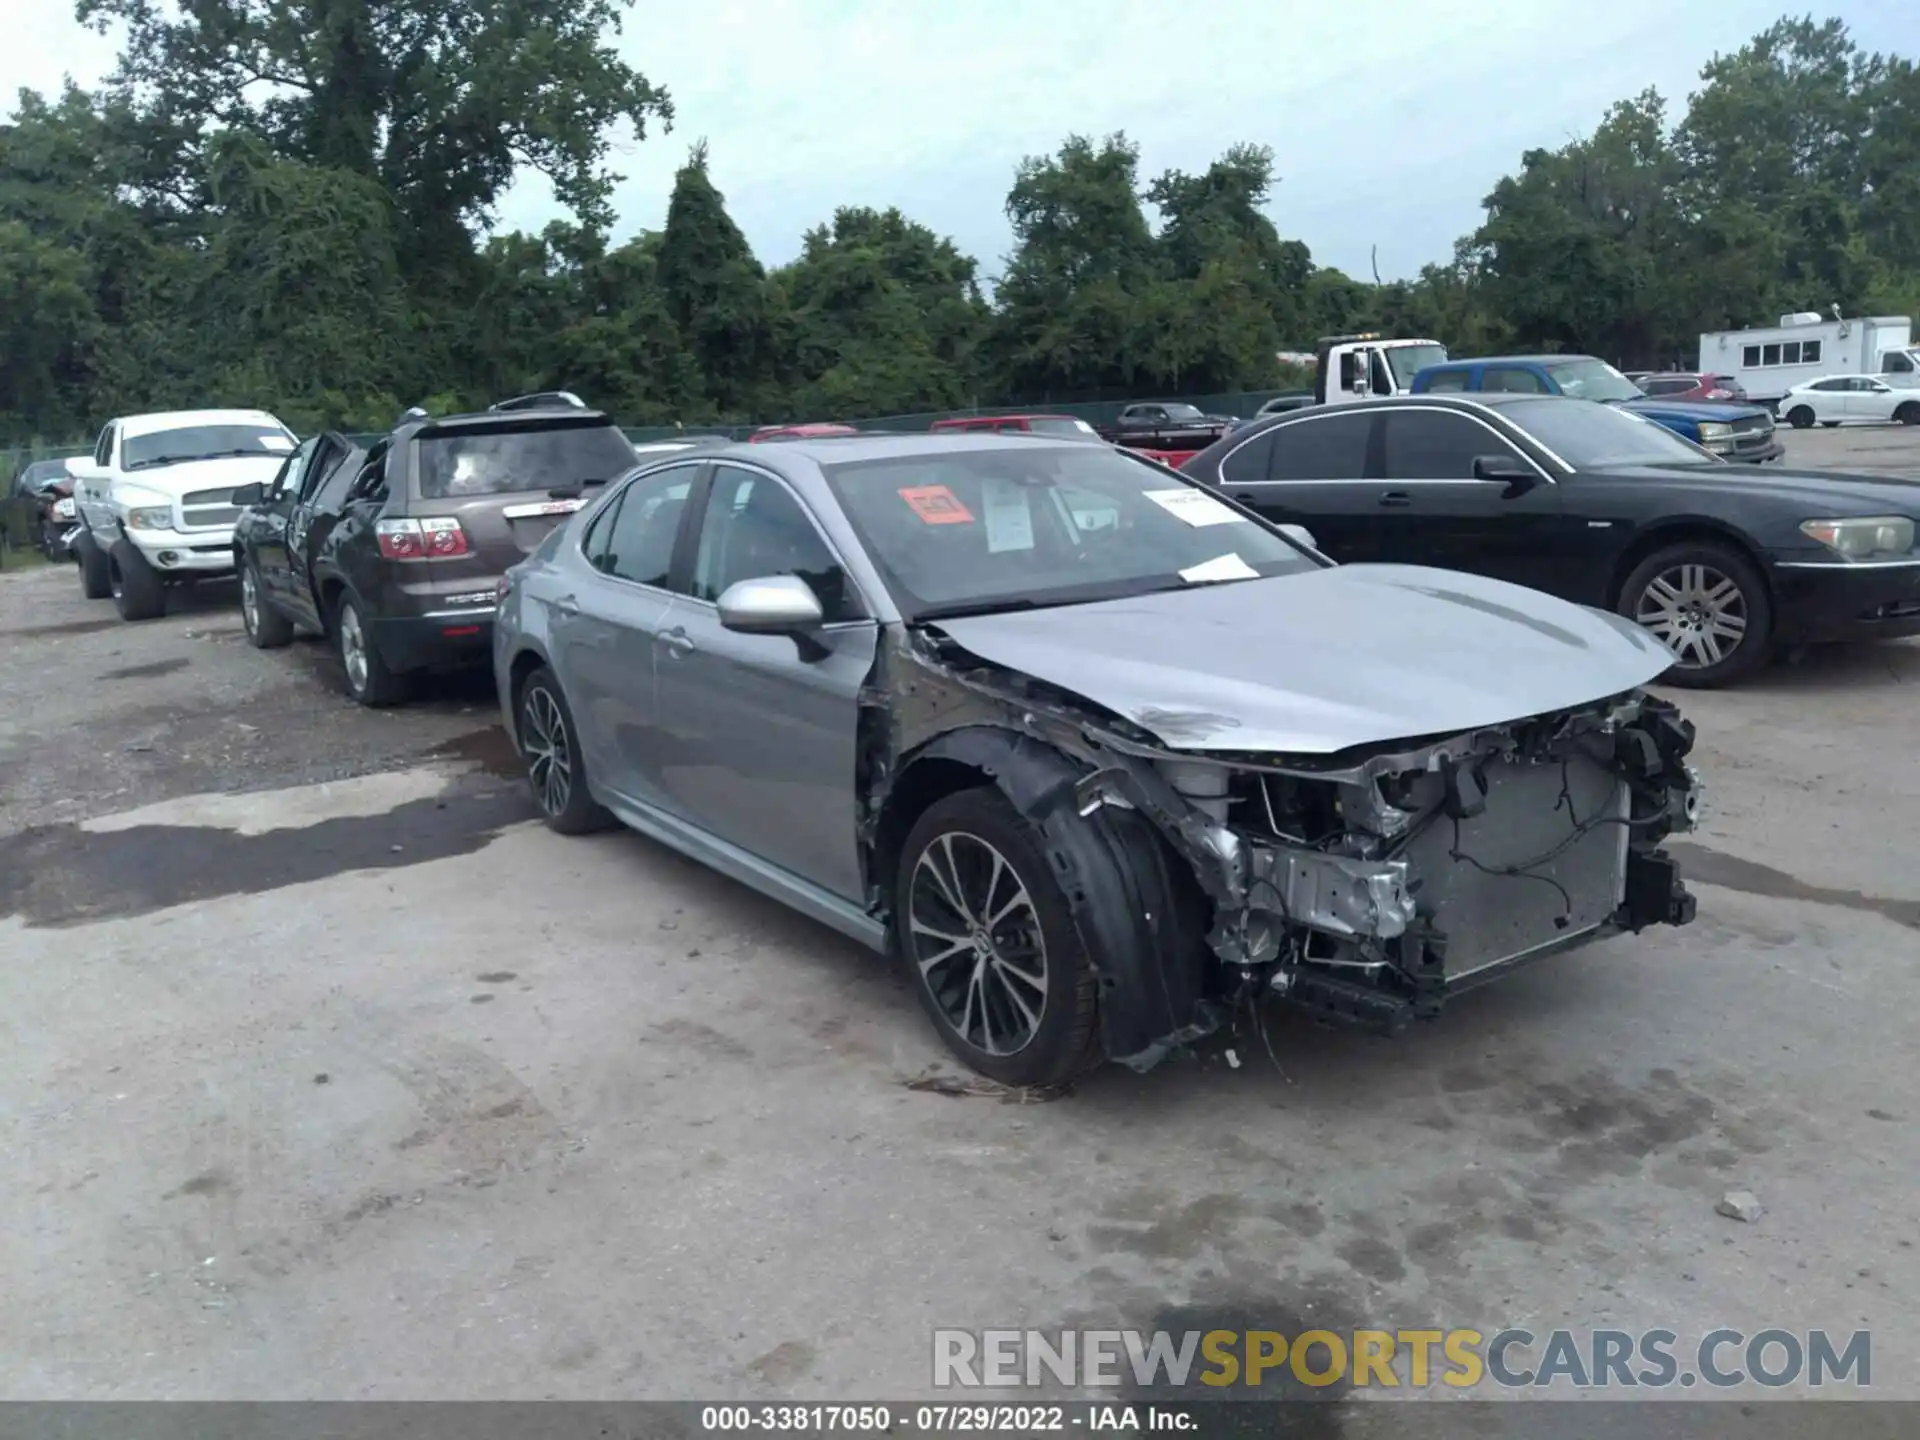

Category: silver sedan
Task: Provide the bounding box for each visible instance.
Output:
[494,434,1702,1086]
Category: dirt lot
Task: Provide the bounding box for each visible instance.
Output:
[2,427,1918,1413]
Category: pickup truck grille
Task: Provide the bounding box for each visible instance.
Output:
[1731,414,1773,435]
[180,487,244,529]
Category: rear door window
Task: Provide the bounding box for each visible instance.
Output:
[416,421,637,499]
[1483,368,1547,394]
[1421,369,1472,392]
[1268,413,1375,481]
[590,464,699,590]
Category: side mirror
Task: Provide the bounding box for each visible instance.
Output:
[716,574,824,634]
[1277,523,1320,553]
[1472,454,1541,492]
[231,482,266,507]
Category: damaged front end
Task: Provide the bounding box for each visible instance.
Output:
[867,627,1701,1071]
[1071,693,1701,1039]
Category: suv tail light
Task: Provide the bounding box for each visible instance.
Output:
[376,516,471,561]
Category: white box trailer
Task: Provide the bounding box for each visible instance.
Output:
[1697,313,1917,406]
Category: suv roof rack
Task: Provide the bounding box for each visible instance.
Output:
[490,391,588,413]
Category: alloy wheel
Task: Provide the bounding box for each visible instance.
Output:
[521,685,572,817]
[1635,562,1748,670]
[339,604,369,693]
[908,831,1048,1057]
[241,565,259,635]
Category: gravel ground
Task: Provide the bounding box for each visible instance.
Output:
[0,565,511,835]
[3,431,1919,1418]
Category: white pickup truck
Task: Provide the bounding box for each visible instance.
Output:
[71,408,299,621]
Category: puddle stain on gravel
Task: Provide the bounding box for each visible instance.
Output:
[1668,841,1920,930]
[6,617,124,640]
[0,777,535,927]
[426,727,523,779]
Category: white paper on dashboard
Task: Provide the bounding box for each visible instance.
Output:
[1179,552,1260,584]
[981,477,1035,553]
[1144,487,1245,527]
[261,436,295,451]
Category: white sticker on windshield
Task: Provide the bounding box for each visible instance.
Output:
[1144,487,1244,527]
[1179,553,1259,584]
[981,477,1035,554]
[261,435,294,451]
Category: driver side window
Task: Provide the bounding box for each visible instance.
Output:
[690,465,858,621]
[272,438,319,500]
[93,424,115,468]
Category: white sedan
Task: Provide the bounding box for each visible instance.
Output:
[1780,374,1920,428]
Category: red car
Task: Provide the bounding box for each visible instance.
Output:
[1634,372,1748,402]
[928,414,1101,439]
[749,422,860,442]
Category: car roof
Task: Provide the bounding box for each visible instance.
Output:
[120,409,288,437]
[704,431,1126,467]
[394,407,621,441]
[1422,355,1602,368]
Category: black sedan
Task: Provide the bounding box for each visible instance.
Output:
[1179,394,1920,686]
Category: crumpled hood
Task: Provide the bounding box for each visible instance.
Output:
[930,564,1673,754]
[120,454,288,502]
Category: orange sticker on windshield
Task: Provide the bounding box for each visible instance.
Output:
[899,484,975,525]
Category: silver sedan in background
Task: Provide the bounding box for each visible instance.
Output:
[493,434,1701,1086]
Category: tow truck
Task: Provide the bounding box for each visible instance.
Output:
[1314,333,1450,405]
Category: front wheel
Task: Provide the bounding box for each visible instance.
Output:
[516,667,614,834]
[1620,542,1773,688]
[109,539,167,621]
[1785,405,1815,429]
[894,788,1102,1088]
[241,558,295,648]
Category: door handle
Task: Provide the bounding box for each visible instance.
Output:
[553,593,581,617]
[658,627,694,656]
[1378,491,1414,508]
[1232,492,1261,505]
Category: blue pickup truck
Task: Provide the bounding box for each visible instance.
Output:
[1411,354,1784,463]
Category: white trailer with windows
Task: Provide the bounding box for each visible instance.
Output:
[1698,313,1917,406]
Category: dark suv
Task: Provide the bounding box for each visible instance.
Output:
[231,404,639,705]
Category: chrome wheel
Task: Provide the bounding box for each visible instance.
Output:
[241,565,259,635]
[1635,562,1748,670]
[908,832,1048,1057]
[521,685,572,817]
[339,604,369,693]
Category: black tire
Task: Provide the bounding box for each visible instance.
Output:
[894,788,1102,1088]
[1618,541,1773,688]
[108,538,167,621]
[1896,401,1920,427]
[240,556,294,648]
[75,528,112,599]
[332,591,408,707]
[1785,405,1815,429]
[516,666,615,835]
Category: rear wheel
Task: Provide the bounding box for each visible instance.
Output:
[109,539,166,621]
[334,592,408,707]
[1786,405,1815,429]
[1896,401,1920,426]
[894,788,1102,1088]
[75,528,111,599]
[516,666,615,834]
[1620,541,1773,688]
[240,558,294,648]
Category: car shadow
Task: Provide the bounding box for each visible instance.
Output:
[1746,638,1920,692]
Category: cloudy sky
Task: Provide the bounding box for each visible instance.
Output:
[5,0,1909,281]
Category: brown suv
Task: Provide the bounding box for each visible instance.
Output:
[232,402,652,705]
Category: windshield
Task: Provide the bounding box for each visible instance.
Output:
[123,424,294,470]
[1160,404,1207,423]
[1502,398,1716,469]
[1545,359,1644,402]
[1385,343,1448,389]
[416,422,637,498]
[1025,417,1099,438]
[821,446,1321,618]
